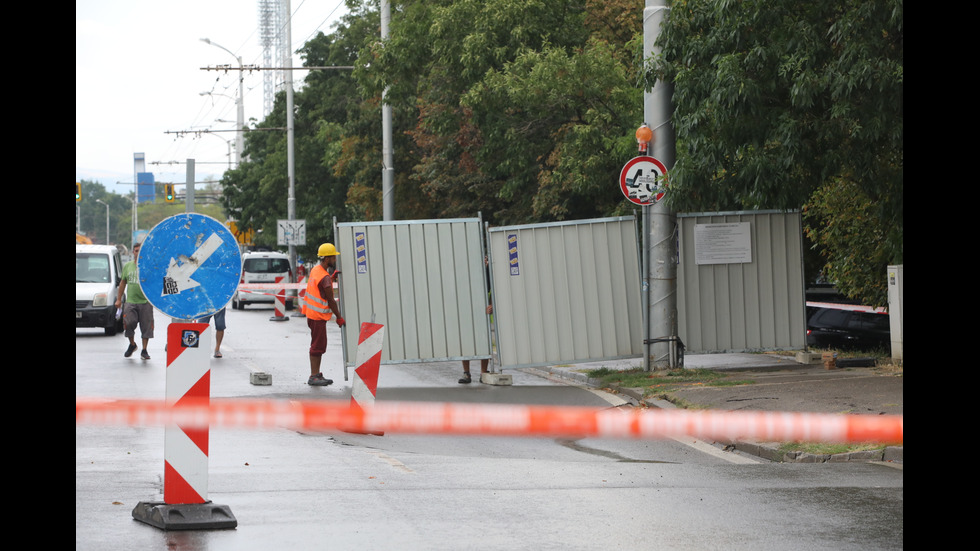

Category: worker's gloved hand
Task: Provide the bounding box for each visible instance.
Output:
[336,316,346,328]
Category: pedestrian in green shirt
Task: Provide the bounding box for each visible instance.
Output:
[115,241,154,360]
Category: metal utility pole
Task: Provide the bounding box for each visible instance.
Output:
[644,1,679,368]
[381,0,394,221]
[186,159,196,214]
[283,0,299,273]
[133,152,144,244]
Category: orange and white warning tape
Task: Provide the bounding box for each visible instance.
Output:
[238,283,338,291]
[75,398,902,444]
[237,283,338,297]
[237,283,306,290]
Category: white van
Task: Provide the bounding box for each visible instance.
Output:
[76,244,125,335]
[232,250,295,310]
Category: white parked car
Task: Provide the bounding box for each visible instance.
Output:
[232,250,296,310]
[76,244,125,335]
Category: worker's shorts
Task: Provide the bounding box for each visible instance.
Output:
[308,318,328,356]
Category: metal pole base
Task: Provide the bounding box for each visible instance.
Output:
[132,501,237,531]
[644,336,686,370]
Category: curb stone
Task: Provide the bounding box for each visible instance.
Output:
[606,383,903,465]
[521,363,902,465]
[730,441,904,465]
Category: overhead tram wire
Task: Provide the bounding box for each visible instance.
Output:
[168,1,349,177]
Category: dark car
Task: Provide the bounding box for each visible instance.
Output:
[806,303,890,350]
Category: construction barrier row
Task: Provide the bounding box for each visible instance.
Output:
[236,283,307,291]
[76,397,902,444]
[235,281,336,303]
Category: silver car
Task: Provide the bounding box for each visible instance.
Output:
[232,251,296,310]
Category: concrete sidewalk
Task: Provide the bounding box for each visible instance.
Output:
[521,353,904,465]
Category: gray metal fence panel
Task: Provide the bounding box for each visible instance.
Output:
[336,219,491,366]
[677,210,806,353]
[488,217,643,369]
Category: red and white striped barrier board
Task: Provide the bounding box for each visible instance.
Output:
[164,323,213,505]
[237,281,340,321]
[77,397,903,444]
[350,323,385,412]
[269,276,289,321]
[294,275,308,318]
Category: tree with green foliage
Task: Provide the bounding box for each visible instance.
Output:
[220,9,370,259]
[215,0,900,307]
[75,180,132,245]
[222,0,647,235]
[360,0,646,225]
[653,0,902,304]
[804,178,891,306]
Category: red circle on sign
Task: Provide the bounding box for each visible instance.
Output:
[619,156,667,205]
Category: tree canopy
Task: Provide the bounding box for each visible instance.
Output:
[215,0,902,305]
[655,0,902,304]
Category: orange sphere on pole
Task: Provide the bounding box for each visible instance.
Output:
[635,123,653,153]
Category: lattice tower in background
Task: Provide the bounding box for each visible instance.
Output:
[258,0,285,118]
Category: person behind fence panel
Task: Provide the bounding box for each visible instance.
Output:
[302,243,346,386]
[459,255,493,384]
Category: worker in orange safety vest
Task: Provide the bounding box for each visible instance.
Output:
[302,243,346,386]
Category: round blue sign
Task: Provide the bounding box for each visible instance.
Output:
[137,213,242,320]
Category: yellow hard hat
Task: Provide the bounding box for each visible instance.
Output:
[317,243,339,257]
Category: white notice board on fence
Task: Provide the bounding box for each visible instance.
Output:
[694,222,752,265]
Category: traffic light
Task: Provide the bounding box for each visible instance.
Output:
[75,182,82,202]
[164,184,176,203]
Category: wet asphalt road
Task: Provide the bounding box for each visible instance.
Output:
[77,306,902,550]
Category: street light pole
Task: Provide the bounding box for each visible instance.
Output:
[381,0,394,220]
[95,199,110,245]
[643,0,678,368]
[200,38,245,167]
[283,0,298,279]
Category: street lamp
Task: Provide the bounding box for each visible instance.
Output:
[200,38,244,167]
[95,199,110,245]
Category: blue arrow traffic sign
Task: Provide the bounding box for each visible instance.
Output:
[137,213,242,320]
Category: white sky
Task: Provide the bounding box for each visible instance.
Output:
[76,0,350,194]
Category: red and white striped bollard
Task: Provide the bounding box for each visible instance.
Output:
[349,322,385,435]
[269,275,289,321]
[131,322,237,530]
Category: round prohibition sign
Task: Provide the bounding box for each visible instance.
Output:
[619,156,668,206]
